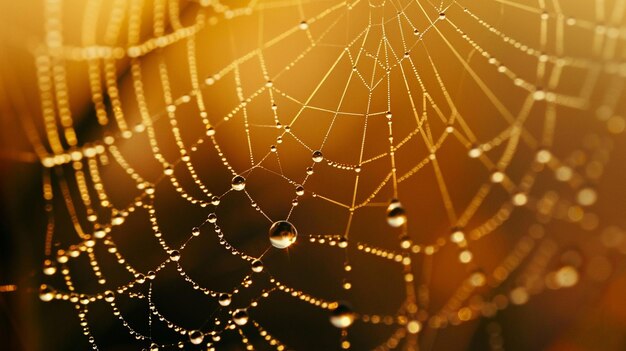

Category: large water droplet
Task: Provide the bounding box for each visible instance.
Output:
[330,302,355,328]
[232,309,249,325]
[269,220,297,249]
[386,199,407,227]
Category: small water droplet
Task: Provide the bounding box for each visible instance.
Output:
[188,330,204,345]
[330,302,355,328]
[208,213,217,223]
[218,293,231,306]
[104,290,115,302]
[407,320,421,334]
[536,148,552,164]
[577,187,597,206]
[386,199,407,227]
[295,185,305,196]
[251,259,264,273]
[312,150,324,163]
[39,284,55,302]
[170,250,181,262]
[232,309,249,325]
[43,259,57,275]
[468,145,482,158]
[338,236,348,248]
[469,269,486,287]
[490,170,505,183]
[400,235,412,249]
[231,175,246,191]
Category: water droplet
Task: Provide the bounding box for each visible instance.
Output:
[338,236,348,248]
[577,187,597,206]
[386,199,407,227]
[135,273,146,284]
[295,185,305,196]
[104,290,115,302]
[512,192,528,206]
[330,302,355,328]
[400,235,412,249]
[312,150,324,163]
[211,196,220,206]
[218,293,231,306]
[469,269,486,287]
[407,320,421,334]
[468,145,482,158]
[192,227,200,236]
[208,213,217,223]
[43,259,57,275]
[231,175,246,191]
[251,259,264,273]
[232,309,249,325]
[490,170,505,183]
[112,214,125,226]
[170,250,181,262]
[269,220,298,249]
[450,228,465,243]
[555,265,579,287]
[299,20,309,30]
[189,330,204,345]
[306,167,314,175]
[150,343,159,351]
[459,250,473,263]
[39,284,55,302]
[536,148,552,164]
[533,88,546,101]
[439,12,446,20]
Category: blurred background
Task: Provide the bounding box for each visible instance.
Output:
[1,0,626,350]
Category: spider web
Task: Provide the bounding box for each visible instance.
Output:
[13,0,626,349]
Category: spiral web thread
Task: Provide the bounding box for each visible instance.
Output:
[13,0,626,349]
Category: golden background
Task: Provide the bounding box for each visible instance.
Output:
[1,0,626,350]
